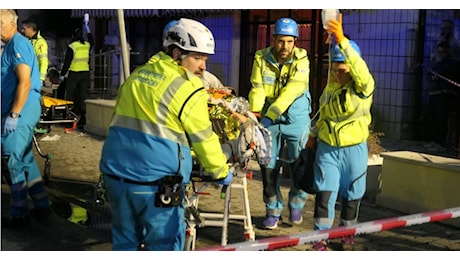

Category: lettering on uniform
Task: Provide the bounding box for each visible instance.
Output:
[134,69,167,87]
[136,77,158,86]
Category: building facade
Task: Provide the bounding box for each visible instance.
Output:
[15,9,460,140]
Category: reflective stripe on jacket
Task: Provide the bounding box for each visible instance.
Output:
[30,31,48,81]
[99,51,228,183]
[249,46,310,121]
[69,41,90,72]
[315,39,375,147]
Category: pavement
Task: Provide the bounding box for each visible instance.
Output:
[1,125,460,253]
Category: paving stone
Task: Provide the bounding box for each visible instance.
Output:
[2,125,458,251]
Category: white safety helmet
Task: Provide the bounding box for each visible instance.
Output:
[162,20,178,41]
[163,18,215,55]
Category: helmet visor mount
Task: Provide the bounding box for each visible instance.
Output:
[163,18,215,55]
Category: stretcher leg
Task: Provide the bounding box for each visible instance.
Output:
[240,174,255,241]
[184,166,255,250]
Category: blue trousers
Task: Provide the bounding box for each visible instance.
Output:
[313,141,368,230]
[262,94,311,217]
[103,175,186,251]
[1,93,49,217]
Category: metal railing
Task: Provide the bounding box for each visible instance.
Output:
[89,49,115,99]
[89,49,143,100]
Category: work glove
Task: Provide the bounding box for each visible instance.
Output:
[260,117,273,129]
[327,13,345,44]
[84,24,91,34]
[3,117,19,134]
[217,171,233,186]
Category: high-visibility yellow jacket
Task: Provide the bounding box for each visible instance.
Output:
[68,41,90,72]
[99,51,229,183]
[313,39,375,147]
[249,46,310,121]
[30,31,48,81]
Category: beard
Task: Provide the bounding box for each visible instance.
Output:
[275,48,292,63]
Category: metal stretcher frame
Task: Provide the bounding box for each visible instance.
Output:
[33,131,105,205]
[35,96,79,134]
[184,155,255,251]
[32,95,106,205]
[183,92,259,250]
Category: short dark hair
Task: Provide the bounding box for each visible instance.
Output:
[72,28,85,44]
[22,18,38,31]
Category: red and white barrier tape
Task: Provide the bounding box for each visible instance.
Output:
[200,206,460,251]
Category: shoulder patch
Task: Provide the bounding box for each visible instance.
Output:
[298,68,307,74]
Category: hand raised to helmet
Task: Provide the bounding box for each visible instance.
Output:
[327,13,345,44]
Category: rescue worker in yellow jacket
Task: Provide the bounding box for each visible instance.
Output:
[60,25,94,130]
[309,13,375,251]
[163,19,225,91]
[99,18,233,251]
[249,17,312,229]
[21,19,48,83]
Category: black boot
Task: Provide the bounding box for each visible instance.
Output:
[261,167,278,199]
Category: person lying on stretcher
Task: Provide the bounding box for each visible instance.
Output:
[205,85,272,169]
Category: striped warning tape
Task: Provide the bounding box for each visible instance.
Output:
[200,206,460,251]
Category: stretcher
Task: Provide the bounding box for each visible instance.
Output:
[33,95,80,183]
[32,94,105,206]
[183,88,271,250]
[184,162,254,250]
[35,96,79,134]
[31,116,107,226]
[33,68,89,184]
[35,66,79,134]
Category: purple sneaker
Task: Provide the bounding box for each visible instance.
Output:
[310,240,329,251]
[263,215,280,229]
[289,209,303,224]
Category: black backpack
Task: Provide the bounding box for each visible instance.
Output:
[291,141,317,194]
